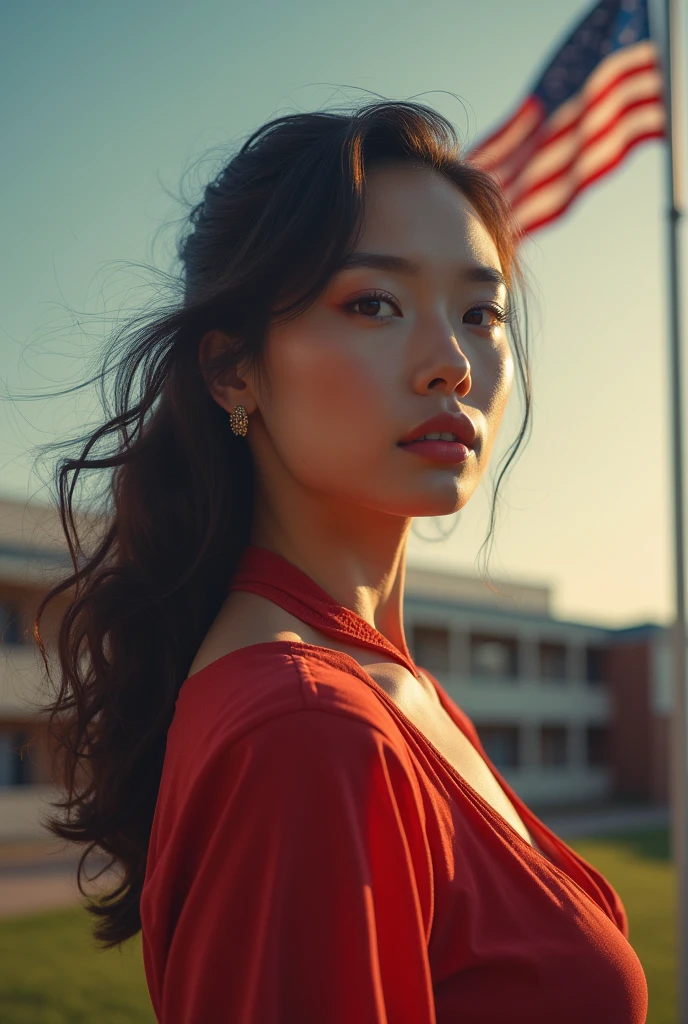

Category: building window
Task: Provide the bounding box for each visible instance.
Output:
[412,626,450,674]
[0,602,21,645]
[540,725,568,767]
[539,642,568,682]
[0,731,32,787]
[470,634,519,679]
[585,646,606,685]
[476,724,520,768]
[586,725,610,767]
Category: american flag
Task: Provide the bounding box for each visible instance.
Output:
[466,0,667,236]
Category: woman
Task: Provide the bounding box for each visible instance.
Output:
[35,100,648,1022]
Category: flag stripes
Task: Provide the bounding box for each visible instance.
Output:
[467,5,666,236]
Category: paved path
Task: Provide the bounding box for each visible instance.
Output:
[540,804,670,837]
[0,868,87,919]
[0,843,116,920]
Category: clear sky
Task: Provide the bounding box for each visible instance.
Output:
[1,0,687,630]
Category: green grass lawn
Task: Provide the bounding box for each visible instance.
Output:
[0,903,154,1023]
[0,826,675,1023]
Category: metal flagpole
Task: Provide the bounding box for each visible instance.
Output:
[659,0,688,1018]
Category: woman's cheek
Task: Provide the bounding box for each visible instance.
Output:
[265,324,399,472]
[284,333,388,423]
[277,379,393,491]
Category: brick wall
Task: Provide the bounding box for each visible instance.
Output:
[607,642,653,800]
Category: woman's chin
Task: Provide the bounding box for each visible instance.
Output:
[412,501,464,519]
[376,491,467,519]
[409,482,470,518]
[329,477,472,519]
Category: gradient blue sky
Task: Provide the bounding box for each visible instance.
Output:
[1,0,687,629]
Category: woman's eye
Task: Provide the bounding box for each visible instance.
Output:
[344,294,509,330]
[463,304,508,329]
[345,291,400,320]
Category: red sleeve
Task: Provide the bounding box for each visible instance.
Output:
[144,708,436,1024]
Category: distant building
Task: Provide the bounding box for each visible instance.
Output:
[0,496,76,840]
[0,496,674,841]
[404,566,673,809]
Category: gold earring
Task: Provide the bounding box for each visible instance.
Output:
[229,405,249,437]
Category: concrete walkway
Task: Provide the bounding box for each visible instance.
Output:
[539,804,670,838]
[0,840,116,920]
[0,867,87,920]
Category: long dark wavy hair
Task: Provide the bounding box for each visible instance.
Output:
[32,99,533,948]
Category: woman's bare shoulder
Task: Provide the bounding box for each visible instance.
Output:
[187,590,320,677]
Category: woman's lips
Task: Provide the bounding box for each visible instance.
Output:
[398,439,474,463]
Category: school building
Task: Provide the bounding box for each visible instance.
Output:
[0,495,675,841]
[404,566,672,809]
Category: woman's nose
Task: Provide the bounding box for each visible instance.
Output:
[411,328,471,396]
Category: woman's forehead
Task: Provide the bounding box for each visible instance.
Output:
[356,166,503,276]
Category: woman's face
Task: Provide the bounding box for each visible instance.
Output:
[246,161,515,520]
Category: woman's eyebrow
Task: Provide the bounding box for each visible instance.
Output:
[335,251,507,290]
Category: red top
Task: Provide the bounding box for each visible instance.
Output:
[141,545,648,1023]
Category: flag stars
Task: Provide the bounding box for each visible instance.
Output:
[591,10,611,28]
[467,0,663,234]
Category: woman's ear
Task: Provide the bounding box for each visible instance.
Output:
[198,330,258,416]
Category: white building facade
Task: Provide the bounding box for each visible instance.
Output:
[404,566,614,809]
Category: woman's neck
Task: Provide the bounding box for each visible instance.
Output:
[250,493,412,657]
